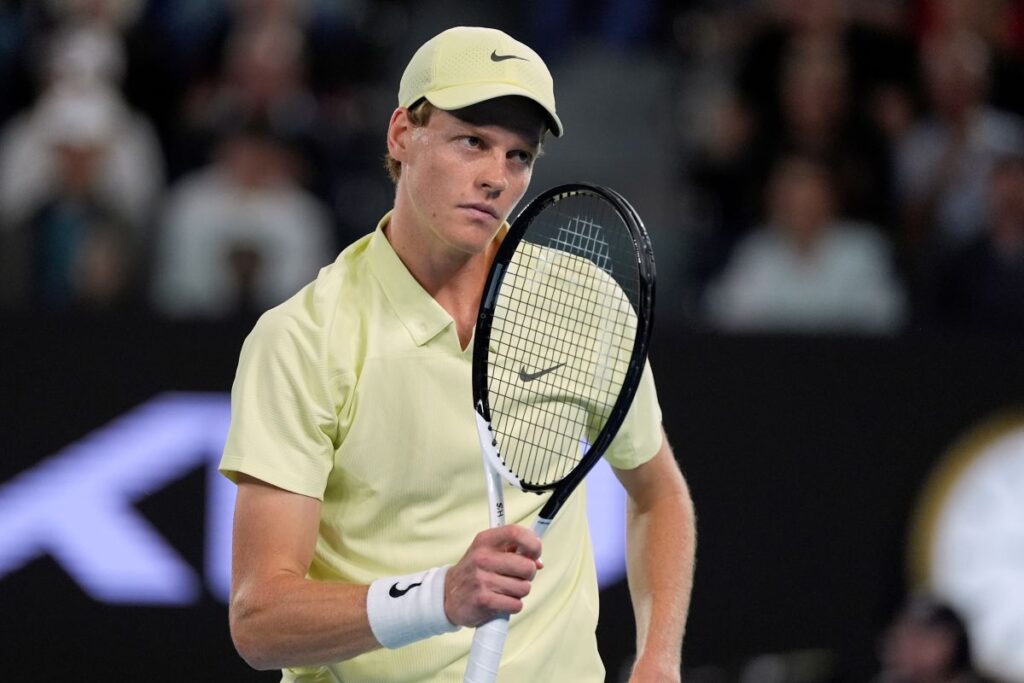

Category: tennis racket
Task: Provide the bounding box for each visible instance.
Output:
[463,183,656,682]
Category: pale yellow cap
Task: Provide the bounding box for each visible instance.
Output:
[398,26,563,137]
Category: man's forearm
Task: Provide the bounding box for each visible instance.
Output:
[626,475,696,678]
[230,573,379,670]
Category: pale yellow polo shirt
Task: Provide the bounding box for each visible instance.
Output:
[220,213,664,682]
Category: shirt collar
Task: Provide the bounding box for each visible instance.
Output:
[367,212,455,347]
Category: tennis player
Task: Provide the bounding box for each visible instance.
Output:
[220,26,696,682]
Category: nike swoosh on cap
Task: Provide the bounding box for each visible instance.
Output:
[491,50,528,62]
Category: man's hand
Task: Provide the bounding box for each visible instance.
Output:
[444,525,543,627]
[629,656,683,683]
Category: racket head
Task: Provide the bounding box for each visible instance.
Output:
[472,183,655,501]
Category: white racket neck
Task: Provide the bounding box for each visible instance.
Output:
[474,409,523,495]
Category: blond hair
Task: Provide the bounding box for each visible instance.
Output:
[384,99,435,183]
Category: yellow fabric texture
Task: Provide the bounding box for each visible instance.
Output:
[220,213,663,682]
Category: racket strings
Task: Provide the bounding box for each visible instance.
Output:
[486,194,641,487]
[549,216,612,274]
[493,265,634,400]
[493,305,631,484]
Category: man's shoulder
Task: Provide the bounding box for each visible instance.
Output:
[250,232,378,345]
[312,231,378,302]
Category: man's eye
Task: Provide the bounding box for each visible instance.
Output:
[462,136,482,148]
[511,151,533,164]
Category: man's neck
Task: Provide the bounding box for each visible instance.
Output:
[384,207,499,349]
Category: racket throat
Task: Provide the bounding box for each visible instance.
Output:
[475,409,509,527]
[531,516,552,539]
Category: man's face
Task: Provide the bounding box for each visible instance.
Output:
[393,96,546,256]
[768,158,834,244]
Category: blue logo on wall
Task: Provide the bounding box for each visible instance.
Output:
[0,393,626,605]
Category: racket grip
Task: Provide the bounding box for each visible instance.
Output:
[463,614,511,683]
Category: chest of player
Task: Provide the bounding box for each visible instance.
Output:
[328,350,496,527]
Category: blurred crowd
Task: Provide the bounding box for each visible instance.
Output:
[683,593,989,683]
[0,0,397,318]
[678,0,1024,336]
[0,0,1022,336]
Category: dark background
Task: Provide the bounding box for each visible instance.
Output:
[3,316,1021,682]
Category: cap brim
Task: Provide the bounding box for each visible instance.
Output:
[423,82,563,137]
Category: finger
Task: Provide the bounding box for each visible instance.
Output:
[470,594,525,624]
[470,577,532,619]
[486,574,533,600]
[477,551,538,581]
[483,525,542,560]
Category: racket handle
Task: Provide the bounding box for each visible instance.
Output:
[463,614,510,683]
[531,516,552,538]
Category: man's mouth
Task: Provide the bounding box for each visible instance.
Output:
[461,203,499,219]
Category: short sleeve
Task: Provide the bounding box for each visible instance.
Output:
[601,359,663,470]
[219,301,343,499]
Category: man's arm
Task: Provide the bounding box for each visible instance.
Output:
[228,473,542,670]
[613,431,696,683]
[228,473,377,669]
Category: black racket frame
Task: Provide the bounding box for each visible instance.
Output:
[471,183,656,520]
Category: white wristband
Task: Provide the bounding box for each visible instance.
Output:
[366,566,460,649]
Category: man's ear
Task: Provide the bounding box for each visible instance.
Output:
[387,107,411,164]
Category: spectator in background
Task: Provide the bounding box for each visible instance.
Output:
[176,13,319,178]
[894,30,1024,247]
[0,86,140,310]
[872,594,980,683]
[768,42,894,228]
[909,0,1024,118]
[151,119,333,319]
[928,153,1024,334]
[703,153,906,334]
[171,9,381,244]
[687,0,905,298]
[738,0,919,134]
[734,0,914,228]
[0,25,165,231]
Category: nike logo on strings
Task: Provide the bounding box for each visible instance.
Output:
[389,581,423,598]
[519,362,566,382]
[491,50,528,62]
